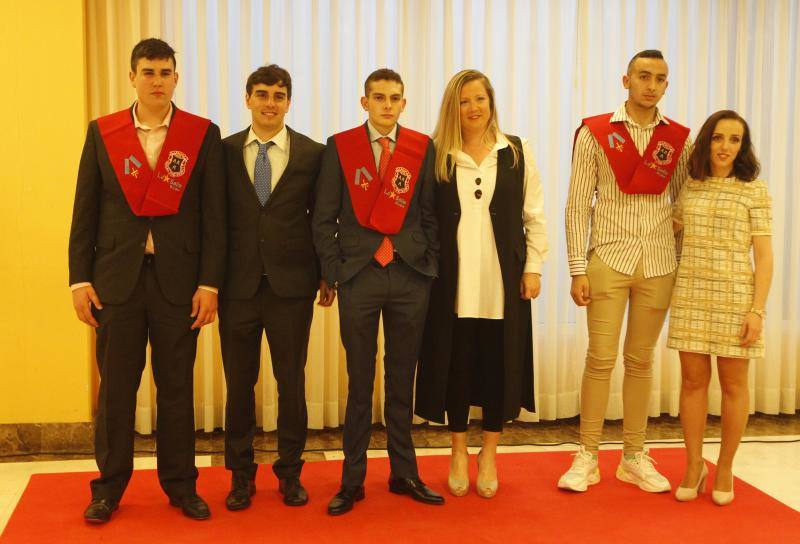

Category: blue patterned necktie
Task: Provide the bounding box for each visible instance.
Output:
[254,141,274,206]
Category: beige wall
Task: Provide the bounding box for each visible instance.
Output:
[0,1,92,423]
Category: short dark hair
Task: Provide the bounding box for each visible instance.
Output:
[627,49,665,73]
[130,38,176,73]
[246,64,292,98]
[364,68,404,97]
[688,110,760,181]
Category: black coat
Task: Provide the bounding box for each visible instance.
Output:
[68,105,226,305]
[415,136,534,424]
[312,123,440,286]
[221,126,325,300]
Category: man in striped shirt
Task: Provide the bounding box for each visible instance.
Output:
[559,50,691,494]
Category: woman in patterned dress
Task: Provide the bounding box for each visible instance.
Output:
[668,110,773,506]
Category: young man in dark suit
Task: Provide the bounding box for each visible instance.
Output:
[69,38,225,523]
[219,65,332,511]
[313,68,443,515]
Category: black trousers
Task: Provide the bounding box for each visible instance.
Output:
[219,276,314,481]
[91,255,199,501]
[446,317,505,433]
[337,260,432,488]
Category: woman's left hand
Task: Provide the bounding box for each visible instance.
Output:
[739,312,763,347]
[520,273,541,300]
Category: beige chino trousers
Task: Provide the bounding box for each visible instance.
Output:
[580,254,675,454]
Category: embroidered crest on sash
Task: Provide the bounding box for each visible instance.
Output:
[652,141,675,166]
[391,167,411,194]
[165,150,189,177]
[385,167,412,208]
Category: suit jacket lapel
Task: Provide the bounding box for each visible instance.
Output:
[266,126,297,205]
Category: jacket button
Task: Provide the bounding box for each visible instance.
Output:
[260,238,265,242]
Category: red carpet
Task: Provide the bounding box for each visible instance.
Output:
[2,448,798,543]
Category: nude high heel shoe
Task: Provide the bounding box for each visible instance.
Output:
[712,473,735,506]
[675,462,708,502]
[448,452,469,497]
[476,450,498,499]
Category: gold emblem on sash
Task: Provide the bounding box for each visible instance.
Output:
[165,150,189,178]
[652,141,675,166]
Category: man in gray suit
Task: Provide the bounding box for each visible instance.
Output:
[313,68,442,515]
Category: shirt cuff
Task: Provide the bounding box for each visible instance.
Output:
[198,285,218,294]
[568,259,587,276]
[523,262,543,275]
[70,282,92,291]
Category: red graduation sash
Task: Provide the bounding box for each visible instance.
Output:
[97,106,210,216]
[576,113,689,194]
[334,125,428,234]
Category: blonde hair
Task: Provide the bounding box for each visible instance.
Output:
[432,69,519,182]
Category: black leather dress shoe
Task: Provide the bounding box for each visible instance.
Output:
[327,486,365,516]
[169,493,211,520]
[388,475,445,505]
[83,498,119,524]
[279,477,308,506]
[226,477,256,511]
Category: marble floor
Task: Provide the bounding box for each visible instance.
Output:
[2,415,799,533]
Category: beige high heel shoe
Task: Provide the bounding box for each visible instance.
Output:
[675,462,708,501]
[712,473,735,506]
[476,450,498,498]
[448,452,469,497]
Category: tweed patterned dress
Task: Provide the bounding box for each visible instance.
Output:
[667,177,772,358]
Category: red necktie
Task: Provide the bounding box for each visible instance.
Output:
[374,137,394,266]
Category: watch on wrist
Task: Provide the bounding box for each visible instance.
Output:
[748,308,766,319]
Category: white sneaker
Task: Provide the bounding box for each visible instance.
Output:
[557,446,600,492]
[616,449,671,492]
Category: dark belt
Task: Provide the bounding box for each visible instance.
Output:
[143,253,155,265]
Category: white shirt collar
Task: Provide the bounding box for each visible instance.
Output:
[244,124,289,152]
[133,101,172,130]
[452,132,508,165]
[611,102,667,127]
[366,120,398,143]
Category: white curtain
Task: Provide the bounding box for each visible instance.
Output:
[85,0,800,433]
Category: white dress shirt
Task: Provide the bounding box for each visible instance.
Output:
[365,121,398,168]
[133,101,171,255]
[454,134,548,319]
[242,124,290,186]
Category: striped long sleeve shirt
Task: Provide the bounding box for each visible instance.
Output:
[565,103,691,278]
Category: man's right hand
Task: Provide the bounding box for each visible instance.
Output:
[72,285,102,328]
[570,275,591,306]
